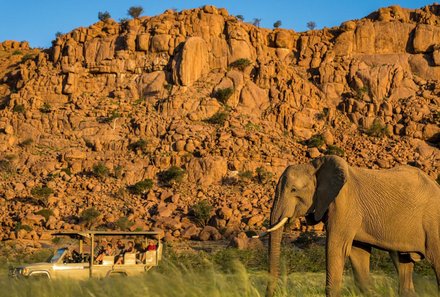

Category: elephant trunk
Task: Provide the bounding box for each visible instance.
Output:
[266,225,284,297]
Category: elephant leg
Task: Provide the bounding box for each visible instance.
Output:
[390,252,416,297]
[425,238,440,295]
[350,242,372,295]
[326,235,352,297]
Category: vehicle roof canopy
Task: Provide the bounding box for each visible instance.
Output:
[52,231,161,239]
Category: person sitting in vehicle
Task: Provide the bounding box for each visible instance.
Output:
[147,240,157,251]
[125,241,136,253]
[140,240,157,263]
[114,240,126,264]
[95,243,114,264]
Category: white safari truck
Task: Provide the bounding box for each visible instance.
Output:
[9,231,163,279]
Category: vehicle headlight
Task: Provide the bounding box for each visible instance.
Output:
[21,268,29,276]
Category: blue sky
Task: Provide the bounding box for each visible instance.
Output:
[0,0,435,48]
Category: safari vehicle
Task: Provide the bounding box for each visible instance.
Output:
[9,231,162,280]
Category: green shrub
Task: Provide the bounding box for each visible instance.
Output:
[80,207,101,224]
[324,145,345,157]
[115,217,134,231]
[13,104,25,113]
[15,222,33,232]
[128,179,153,195]
[31,186,54,206]
[255,167,272,184]
[21,53,35,63]
[158,166,185,185]
[205,111,229,126]
[113,165,123,179]
[356,86,369,99]
[365,119,389,138]
[51,237,61,244]
[229,58,252,71]
[273,20,282,28]
[304,134,325,148]
[98,110,121,123]
[92,162,109,179]
[12,50,22,55]
[98,11,111,21]
[35,208,54,221]
[191,200,213,227]
[19,138,33,147]
[236,15,244,21]
[39,103,52,113]
[61,167,72,176]
[128,6,143,18]
[244,121,261,132]
[212,88,234,105]
[238,170,253,181]
[0,159,15,174]
[128,139,148,152]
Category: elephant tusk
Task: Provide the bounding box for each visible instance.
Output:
[267,217,288,233]
[252,217,289,238]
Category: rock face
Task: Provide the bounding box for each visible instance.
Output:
[0,4,439,243]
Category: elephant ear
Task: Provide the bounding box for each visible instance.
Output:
[312,156,348,221]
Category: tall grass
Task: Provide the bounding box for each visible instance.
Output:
[0,243,437,296]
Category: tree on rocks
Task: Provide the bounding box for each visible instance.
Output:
[273,20,282,28]
[128,6,143,19]
[307,21,316,30]
[98,11,111,22]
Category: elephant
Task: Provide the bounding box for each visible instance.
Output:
[264,155,440,297]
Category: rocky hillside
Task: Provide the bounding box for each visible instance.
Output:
[0,5,438,246]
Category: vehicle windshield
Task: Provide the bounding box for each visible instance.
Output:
[50,248,67,263]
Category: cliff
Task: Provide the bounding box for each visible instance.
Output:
[0,5,438,244]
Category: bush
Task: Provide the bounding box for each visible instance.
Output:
[61,167,72,176]
[191,200,213,227]
[92,162,110,179]
[0,159,15,174]
[128,179,153,195]
[236,15,244,21]
[212,88,234,105]
[324,145,345,157]
[31,186,54,206]
[13,104,25,113]
[98,11,111,21]
[273,20,282,28]
[19,138,33,147]
[39,103,52,113]
[35,209,54,221]
[98,110,121,123]
[12,50,22,55]
[229,58,252,71]
[307,21,316,30]
[205,111,229,126]
[80,207,101,225]
[128,6,143,18]
[115,217,134,231]
[238,170,253,181]
[365,119,389,138]
[128,139,148,152]
[158,166,185,185]
[21,54,35,63]
[304,134,325,148]
[255,167,272,184]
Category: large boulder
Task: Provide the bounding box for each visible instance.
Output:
[186,156,228,186]
[173,37,209,86]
